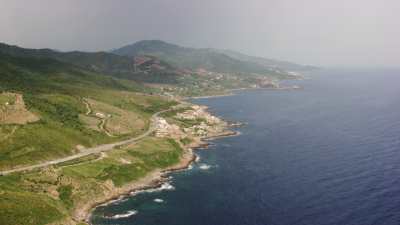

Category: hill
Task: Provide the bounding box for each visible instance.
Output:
[0,42,187,84]
[0,39,311,224]
[112,40,313,74]
[0,51,185,225]
[0,52,176,169]
[0,47,237,225]
[0,42,301,96]
[0,42,136,75]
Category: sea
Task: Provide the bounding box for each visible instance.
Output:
[91,69,400,225]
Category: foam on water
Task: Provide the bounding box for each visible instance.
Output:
[100,196,128,207]
[107,210,137,219]
[199,164,211,170]
[130,182,175,196]
[154,198,164,203]
[159,182,175,191]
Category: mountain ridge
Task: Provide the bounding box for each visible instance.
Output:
[0,41,308,96]
[112,40,314,73]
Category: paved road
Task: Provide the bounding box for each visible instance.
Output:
[0,109,168,176]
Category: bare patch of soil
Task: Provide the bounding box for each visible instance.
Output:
[0,93,39,125]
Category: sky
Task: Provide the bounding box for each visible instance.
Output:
[0,0,399,67]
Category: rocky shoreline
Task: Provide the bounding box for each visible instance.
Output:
[82,103,239,225]
[82,150,195,224]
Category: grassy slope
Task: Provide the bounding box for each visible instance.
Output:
[0,41,304,224]
[0,42,258,224]
[0,54,176,170]
[0,138,183,225]
[62,137,182,186]
[0,53,181,224]
[0,43,135,75]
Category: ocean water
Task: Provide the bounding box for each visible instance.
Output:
[91,69,400,225]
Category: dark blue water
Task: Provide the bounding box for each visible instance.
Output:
[91,69,400,225]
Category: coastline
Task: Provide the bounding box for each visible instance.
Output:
[187,93,234,100]
[83,149,196,224]
[83,83,301,225]
[187,84,302,101]
[83,105,238,225]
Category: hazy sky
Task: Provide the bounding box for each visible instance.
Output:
[1,0,399,67]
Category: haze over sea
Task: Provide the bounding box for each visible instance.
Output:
[91,69,400,225]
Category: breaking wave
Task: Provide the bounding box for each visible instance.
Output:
[154,198,164,203]
[199,164,211,170]
[107,210,137,219]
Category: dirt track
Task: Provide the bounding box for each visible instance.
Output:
[0,109,169,175]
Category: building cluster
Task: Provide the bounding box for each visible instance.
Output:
[175,105,221,125]
[154,117,182,138]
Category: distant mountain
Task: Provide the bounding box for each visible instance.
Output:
[0,41,311,93]
[0,42,183,84]
[211,49,317,72]
[111,40,185,58]
[0,43,135,74]
[112,40,313,74]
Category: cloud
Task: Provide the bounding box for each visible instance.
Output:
[0,0,398,67]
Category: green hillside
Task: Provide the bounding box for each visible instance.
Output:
[0,42,298,97]
[112,40,312,74]
[0,53,175,170]
[0,51,184,225]
[0,43,137,75]
[0,40,308,225]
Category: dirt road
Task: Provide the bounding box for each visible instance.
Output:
[0,109,168,175]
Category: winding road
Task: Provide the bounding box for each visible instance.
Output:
[83,98,115,137]
[0,109,169,176]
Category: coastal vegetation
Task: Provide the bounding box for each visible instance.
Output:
[0,40,308,224]
[0,137,184,225]
[0,51,185,224]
